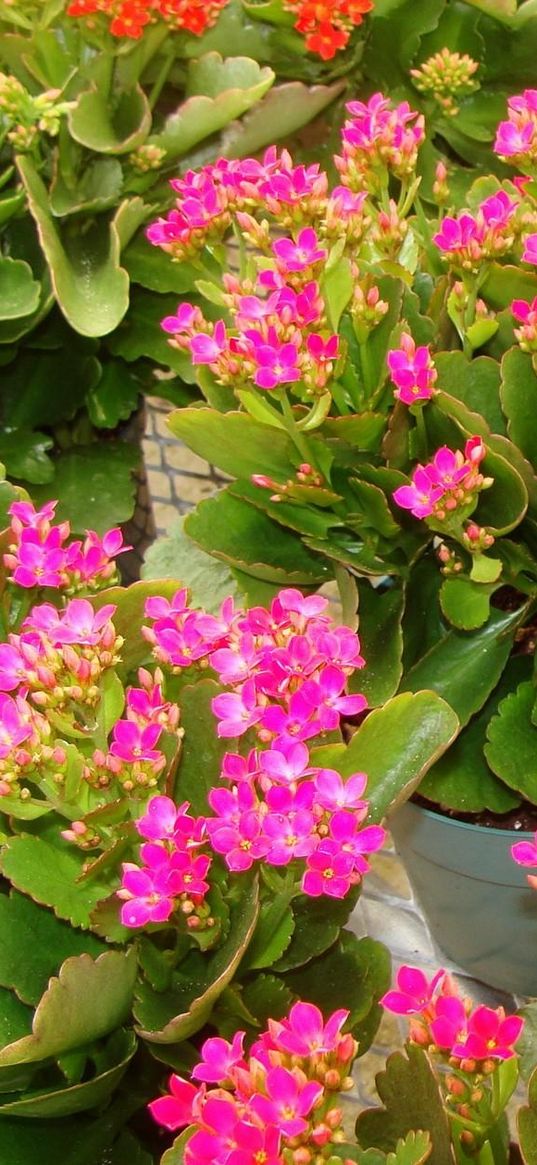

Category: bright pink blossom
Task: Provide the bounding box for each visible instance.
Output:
[387,333,437,404]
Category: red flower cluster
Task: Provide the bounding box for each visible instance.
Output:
[67,0,230,38]
[284,0,374,59]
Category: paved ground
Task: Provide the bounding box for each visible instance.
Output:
[143,398,519,1113]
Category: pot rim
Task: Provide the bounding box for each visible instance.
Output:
[403,800,535,840]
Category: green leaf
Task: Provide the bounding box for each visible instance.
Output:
[322,257,353,331]
[469,555,503,583]
[439,577,493,630]
[0,257,40,321]
[0,834,114,929]
[435,351,505,435]
[142,518,242,610]
[356,1045,454,1165]
[149,54,274,160]
[284,933,391,1048]
[17,156,129,338]
[0,949,136,1066]
[356,584,404,706]
[32,443,139,534]
[185,490,331,584]
[420,654,530,814]
[313,692,459,824]
[123,236,198,295]
[0,1028,136,1117]
[273,893,356,973]
[240,975,294,1027]
[134,875,259,1042]
[0,430,54,485]
[482,263,537,310]
[1,344,99,430]
[322,414,386,455]
[49,158,124,218]
[517,1003,537,1083]
[501,347,537,472]
[400,605,526,726]
[0,891,106,1007]
[519,1067,537,1165]
[0,987,32,1050]
[485,680,537,800]
[221,80,345,158]
[69,86,151,155]
[161,1129,193,1165]
[240,893,294,971]
[87,362,140,430]
[229,479,341,541]
[174,679,229,814]
[167,407,295,480]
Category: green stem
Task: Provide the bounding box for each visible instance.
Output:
[359,338,376,401]
[413,404,428,461]
[462,280,478,358]
[148,47,175,112]
[280,392,318,468]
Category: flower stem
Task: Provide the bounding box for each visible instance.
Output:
[280,392,318,468]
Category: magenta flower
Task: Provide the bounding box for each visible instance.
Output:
[259,742,312,785]
[393,466,445,519]
[192,1033,245,1083]
[110,720,163,764]
[307,333,339,365]
[329,811,385,872]
[190,320,227,365]
[313,769,368,811]
[207,808,270,871]
[381,966,447,1015]
[270,1001,349,1056]
[261,689,321,745]
[118,864,176,928]
[251,1066,323,1137]
[430,446,468,490]
[212,679,263,738]
[0,643,27,692]
[301,664,367,731]
[136,796,179,840]
[301,840,356,898]
[252,339,301,391]
[227,1124,282,1165]
[273,228,327,272]
[429,995,468,1051]
[263,808,317,865]
[161,302,203,335]
[387,333,437,404]
[452,1006,523,1061]
[148,1075,198,1130]
[11,539,66,588]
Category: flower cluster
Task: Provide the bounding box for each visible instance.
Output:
[67,0,230,38]
[382,965,523,1066]
[0,71,72,151]
[495,89,537,173]
[393,437,491,525]
[433,191,519,273]
[4,501,128,592]
[118,587,384,919]
[86,668,180,796]
[410,48,479,117]
[149,1000,357,1164]
[387,333,437,405]
[118,795,212,927]
[511,296,537,352]
[283,0,374,60]
[336,93,425,194]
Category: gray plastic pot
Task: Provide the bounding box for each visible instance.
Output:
[390,801,537,996]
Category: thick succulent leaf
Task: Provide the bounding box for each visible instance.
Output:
[87,362,140,430]
[148,54,274,161]
[313,692,459,824]
[273,893,357,973]
[439,577,494,631]
[49,159,124,218]
[185,489,332,584]
[142,518,243,610]
[0,430,54,485]
[173,679,229,813]
[0,834,115,929]
[17,156,129,337]
[501,347,537,472]
[31,443,139,534]
[122,236,199,295]
[107,287,198,380]
[420,654,530,813]
[69,85,151,155]
[222,80,345,157]
[356,1045,454,1164]
[400,605,527,726]
[167,406,296,480]
[434,351,505,435]
[0,257,40,321]
[0,949,137,1066]
[0,891,106,1006]
[355,583,405,706]
[485,680,537,800]
[518,1065,537,1165]
[0,1029,136,1117]
[134,875,259,1042]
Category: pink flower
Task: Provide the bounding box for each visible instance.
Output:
[10,539,66,588]
[259,742,312,785]
[393,466,445,518]
[206,808,270,871]
[329,811,385,872]
[307,333,339,365]
[387,333,437,404]
[269,1001,349,1056]
[301,664,367,731]
[252,338,301,391]
[301,840,356,898]
[136,796,180,840]
[263,808,317,865]
[110,720,163,763]
[273,228,327,272]
[190,320,227,365]
[227,1124,282,1165]
[523,233,537,264]
[192,1033,245,1083]
[149,1075,198,1130]
[313,769,368,811]
[429,995,468,1051]
[0,643,27,692]
[118,864,176,927]
[381,966,448,1015]
[452,1006,524,1061]
[251,1066,323,1137]
[212,679,263,738]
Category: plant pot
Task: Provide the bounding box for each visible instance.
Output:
[390,801,537,996]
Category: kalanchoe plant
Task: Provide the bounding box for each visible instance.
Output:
[145,82,537,825]
[147,975,531,1165]
[0,497,458,1159]
[0,0,349,529]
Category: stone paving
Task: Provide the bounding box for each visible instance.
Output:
[143,397,519,1113]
